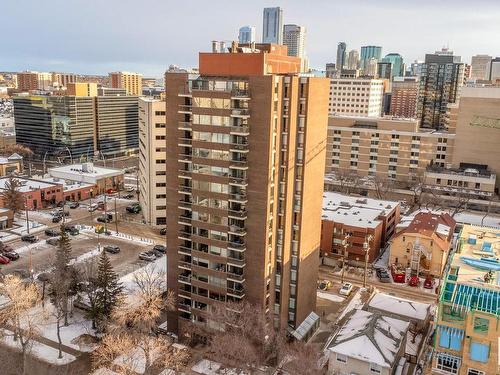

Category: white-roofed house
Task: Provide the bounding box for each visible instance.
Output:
[327,309,409,375]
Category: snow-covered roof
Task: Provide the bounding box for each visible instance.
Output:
[368,293,431,321]
[40,177,94,192]
[0,176,57,192]
[48,162,123,184]
[328,309,409,368]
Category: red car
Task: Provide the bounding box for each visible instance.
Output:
[408,275,420,287]
[423,276,435,289]
[0,255,11,265]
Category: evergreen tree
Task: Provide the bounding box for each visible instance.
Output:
[1,175,25,214]
[95,250,123,324]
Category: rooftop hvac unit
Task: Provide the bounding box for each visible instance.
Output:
[82,162,94,173]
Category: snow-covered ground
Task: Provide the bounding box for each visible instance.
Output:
[119,256,167,299]
[78,225,154,245]
[337,290,364,321]
[0,328,76,365]
[317,291,346,303]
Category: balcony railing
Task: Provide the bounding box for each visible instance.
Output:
[227,287,245,297]
[228,241,246,251]
[229,226,246,236]
[178,138,192,146]
[230,126,250,135]
[178,303,191,312]
[178,275,191,283]
[228,208,247,218]
[227,271,245,281]
[178,261,192,269]
[178,245,192,255]
[231,108,250,117]
[229,192,247,202]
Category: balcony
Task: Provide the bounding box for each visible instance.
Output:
[227,271,245,282]
[178,260,192,270]
[178,186,192,195]
[229,192,248,203]
[230,126,250,136]
[178,200,192,211]
[228,241,246,251]
[178,303,191,312]
[178,121,192,130]
[178,169,192,179]
[178,274,191,284]
[230,88,250,99]
[178,138,192,146]
[178,229,192,240]
[227,287,245,298]
[229,142,249,153]
[178,213,192,225]
[229,176,248,187]
[178,104,192,114]
[178,245,192,255]
[228,226,246,236]
[228,208,247,219]
[227,254,246,267]
[230,108,250,118]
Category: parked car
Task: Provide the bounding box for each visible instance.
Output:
[160,228,167,236]
[47,237,60,246]
[21,234,38,243]
[139,252,156,262]
[126,204,141,214]
[317,280,333,291]
[58,209,70,217]
[423,276,435,289]
[88,204,99,212]
[339,282,353,296]
[69,202,80,209]
[126,186,135,192]
[3,251,19,261]
[0,255,10,264]
[45,228,59,237]
[106,188,116,194]
[376,268,391,283]
[153,244,166,253]
[408,275,420,287]
[52,216,62,223]
[97,216,111,223]
[104,245,120,254]
[56,201,65,208]
[123,194,134,199]
[69,227,79,236]
[0,242,14,253]
[150,249,164,258]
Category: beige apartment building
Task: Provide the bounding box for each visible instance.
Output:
[328,78,384,117]
[109,71,142,96]
[17,71,52,91]
[165,42,329,334]
[390,77,419,118]
[325,116,454,183]
[138,98,167,226]
[51,72,77,88]
[66,82,98,97]
[450,86,500,191]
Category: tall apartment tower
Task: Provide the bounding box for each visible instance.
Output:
[347,50,359,70]
[417,48,464,130]
[138,98,167,226]
[17,71,52,91]
[165,43,329,334]
[389,77,419,118]
[283,24,307,72]
[360,46,382,71]
[238,26,256,44]
[51,72,77,88]
[470,55,492,80]
[262,7,283,44]
[490,57,500,82]
[336,42,347,70]
[109,71,143,96]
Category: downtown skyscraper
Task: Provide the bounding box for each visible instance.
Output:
[360,45,382,71]
[238,26,256,44]
[336,42,347,70]
[164,42,329,333]
[262,7,283,44]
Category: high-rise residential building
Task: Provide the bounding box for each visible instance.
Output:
[360,46,382,71]
[13,94,139,158]
[262,7,283,44]
[164,43,329,334]
[463,64,472,83]
[389,77,419,118]
[489,57,500,82]
[347,49,359,70]
[238,26,256,44]
[470,54,492,81]
[417,48,464,130]
[283,24,307,71]
[138,98,167,226]
[325,63,337,78]
[433,224,500,375]
[66,82,98,97]
[381,53,404,78]
[109,71,143,96]
[409,60,424,77]
[336,42,347,70]
[325,116,455,183]
[328,78,384,117]
[17,71,52,91]
[51,72,77,88]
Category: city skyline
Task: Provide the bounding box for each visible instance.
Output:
[2,0,499,76]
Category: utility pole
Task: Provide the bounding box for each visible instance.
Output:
[341,233,350,283]
[363,234,373,288]
[103,180,108,233]
[114,196,118,234]
[25,196,30,234]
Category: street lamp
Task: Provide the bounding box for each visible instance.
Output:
[341,232,351,283]
[363,234,374,288]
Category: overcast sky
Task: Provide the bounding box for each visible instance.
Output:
[3,0,499,77]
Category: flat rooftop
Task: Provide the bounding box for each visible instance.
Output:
[452,225,500,287]
[0,177,56,193]
[368,293,431,321]
[48,163,123,180]
[322,193,392,229]
[40,177,94,192]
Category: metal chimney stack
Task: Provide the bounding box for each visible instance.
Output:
[211,40,218,53]
[220,41,226,53]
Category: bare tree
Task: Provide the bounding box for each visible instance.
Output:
[407,172,426,210]
[2,144,34,160]
[92,266,189,374]
[1,175,25,214]
[332,168,360,195]
[0,275,43,375]
[370,175,394,200]
[280,341,323,375]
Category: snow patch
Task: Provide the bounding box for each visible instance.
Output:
[317,291,346,303]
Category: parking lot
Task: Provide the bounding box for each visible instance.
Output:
[0,193,166,279]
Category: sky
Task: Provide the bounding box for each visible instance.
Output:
[2,0,500,77]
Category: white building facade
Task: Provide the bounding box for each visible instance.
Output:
[328,78,384,117]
